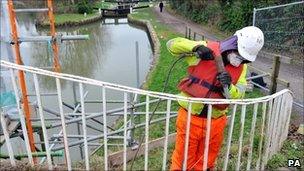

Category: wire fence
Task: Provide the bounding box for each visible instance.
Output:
[0,60,293,170]
[253,1,304,61]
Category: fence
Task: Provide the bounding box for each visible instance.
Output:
[253,1,304,62]
[0,60,293,170]
[185,26,205,41]
[252,1,303,111]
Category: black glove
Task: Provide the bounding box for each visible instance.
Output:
[192,45,214,60]
[217,71,232,86]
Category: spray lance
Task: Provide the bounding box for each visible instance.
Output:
[184,44,230,99]
[214,56,230,99]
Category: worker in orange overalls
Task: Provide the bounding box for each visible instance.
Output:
[167,26,264,170]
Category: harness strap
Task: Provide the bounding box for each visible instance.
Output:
[199,105,208,118]
[189,75,222,93]
[188,75,224,118]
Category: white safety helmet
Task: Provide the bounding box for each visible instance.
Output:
[234,26,264,62]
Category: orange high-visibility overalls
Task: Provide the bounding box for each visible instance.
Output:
[167,37,247,170]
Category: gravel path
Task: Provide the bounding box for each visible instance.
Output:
[152,6,303,117]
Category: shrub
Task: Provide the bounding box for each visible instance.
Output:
[77,0,93,14]
[219,4,245,31]
[201,3,221,25]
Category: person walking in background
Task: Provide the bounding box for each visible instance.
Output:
[167,26,264,170]
[159,1,164,12]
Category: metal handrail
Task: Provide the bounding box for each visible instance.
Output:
[0,60,294,171]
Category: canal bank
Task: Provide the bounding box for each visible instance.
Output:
[127,14,160,90]
[36,12,103,28]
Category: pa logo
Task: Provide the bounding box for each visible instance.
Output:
[288,159,301,167]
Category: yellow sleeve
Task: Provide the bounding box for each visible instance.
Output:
[229,64,248,99]
[166,37,207,66]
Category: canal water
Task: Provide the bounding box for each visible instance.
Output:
[1,11,153,162]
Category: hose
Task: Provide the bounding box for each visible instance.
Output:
[129,53,192,169]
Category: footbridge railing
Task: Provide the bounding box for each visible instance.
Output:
[0,60,293,170]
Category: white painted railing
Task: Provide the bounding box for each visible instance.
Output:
[0,60,293,170]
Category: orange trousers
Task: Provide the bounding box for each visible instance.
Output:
[170,108,227,170]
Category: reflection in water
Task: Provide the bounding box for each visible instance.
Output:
[14,15,153,91]
[30,22,111,90]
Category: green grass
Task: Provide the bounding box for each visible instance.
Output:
[266,140,304,170]
[54,13,100,24]
[94,1,116,9]
[87,7,303,171]
[137,2,151,6]
[41,13,100,25]
[94,1,150,9]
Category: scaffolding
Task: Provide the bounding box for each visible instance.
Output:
[1,0,88,165]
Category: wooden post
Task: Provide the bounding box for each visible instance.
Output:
[193,32,197,40]
[188,27,191,39]
[269,56,281,94]
[185,26,188,38]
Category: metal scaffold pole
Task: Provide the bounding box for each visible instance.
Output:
[47,0,61,72]
[7,0,37,157]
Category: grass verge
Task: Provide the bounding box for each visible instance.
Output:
[94,1,116,9]
[94,1,150,9]
[40,12,101,26]
[55,13,99,24]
